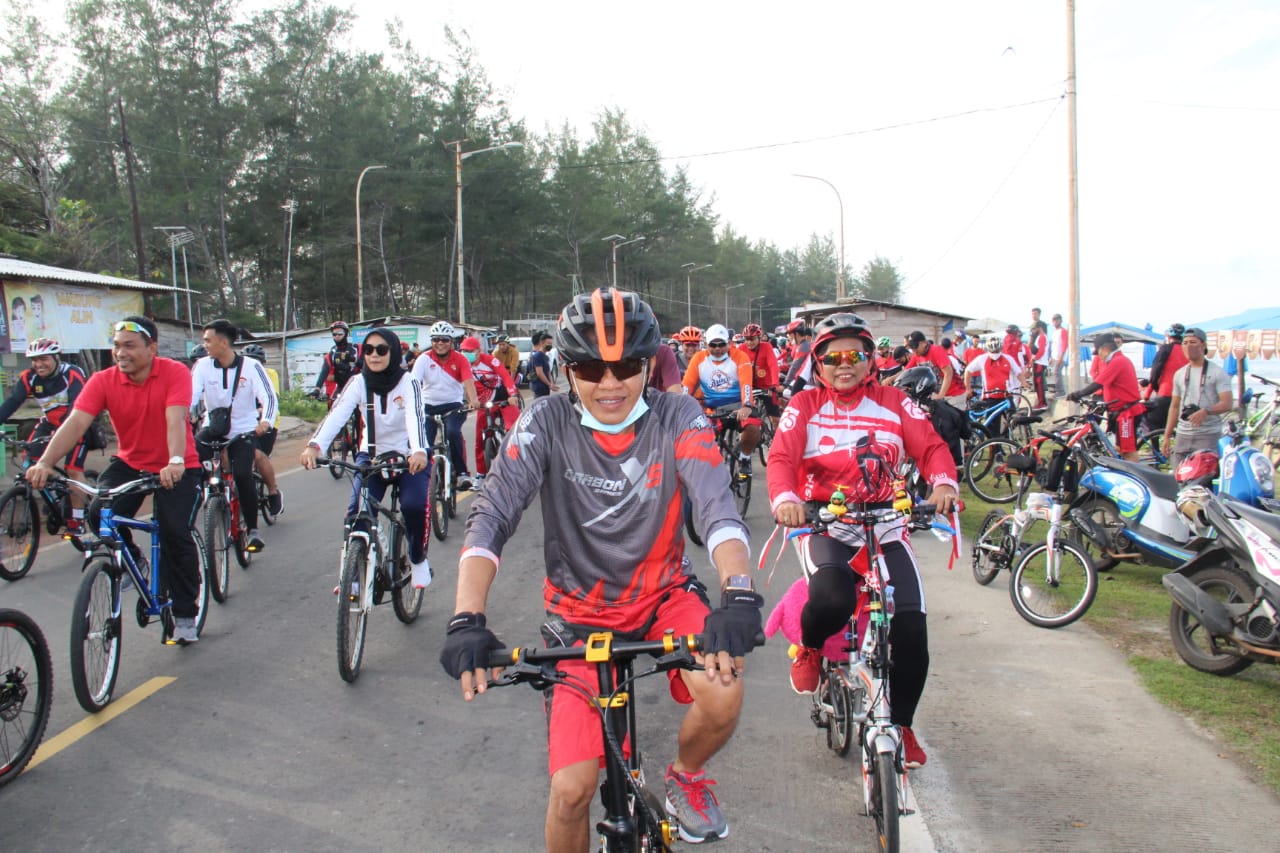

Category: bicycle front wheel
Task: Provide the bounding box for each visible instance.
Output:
[965,438,1024,504]
[336,538,369,683]
[430,458,448,541]
[390,525,422,624]
[69,556,123,713]
[0,486,39,582]
[0,608,53,787]
[1009,539,1098,628]
[482,432,501,473]
[328,431,348,480]
[203,496,231,604]
[757,417,774,467]
[870,750,900,852]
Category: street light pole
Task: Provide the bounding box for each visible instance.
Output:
[281,199,297,390]
[604,234,646,289]
[723,283,746,327]
[355,164,386,322]
[793,173,846,301]
[154,226,193,321]
[748,295,765,329]
[451,140,523,325]
[681,262,712,327]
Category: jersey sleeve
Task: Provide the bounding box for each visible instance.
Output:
[309,375,364,450]
[74,371,107,418]
[670,396,750,553]
[765,391,813,511]
[163,359,192,410]
[402,375,427,454]
[249,359,278,424]
[0,373,31,422]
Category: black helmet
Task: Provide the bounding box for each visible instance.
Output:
[554,288,661,363]
[242,344,266,362]
[1165,323,1185,339]
[812,312,875,355]
[898,366,939,403]
[190,344,208,361]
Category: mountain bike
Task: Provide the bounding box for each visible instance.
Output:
[753,389,776,467]
[61,475,211,712]
[972,492,1098,628]
[1239,375,1280,447]
[324,454,423,683]
[0,607,52,787]
[789,500,950,853]
[0,434,100,581]
[198,431,257,604]
[707,400,758,517]
[428,410,463,541]
[309,389,361,480]
[487,630,708,851]
[479,399,515,473]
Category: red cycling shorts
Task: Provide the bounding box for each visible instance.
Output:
[1114,404,1143,454]
[544,584,709,777]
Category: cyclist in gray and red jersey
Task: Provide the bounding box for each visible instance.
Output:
[441,288,761,848]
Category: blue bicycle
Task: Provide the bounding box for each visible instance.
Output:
[61,475,210,712]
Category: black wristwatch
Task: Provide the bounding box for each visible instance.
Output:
[722,574,754,593]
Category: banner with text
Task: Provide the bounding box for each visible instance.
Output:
[1,282,144,354]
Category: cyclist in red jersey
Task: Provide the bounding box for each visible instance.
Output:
[767,313,957,769]
[458,336,518,484]
[741,323,780,425]
[1067,332,1144,460]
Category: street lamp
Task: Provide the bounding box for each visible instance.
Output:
[452,140,523,325]
[748,295,766,329]
[281,199,297,390]
[355,164,386,322]
[154,226,194,325]
[793,173,846,301]
[603,234,645,289]
[681,262,712,327]
[723,283,746,327]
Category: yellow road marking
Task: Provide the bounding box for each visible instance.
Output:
[25,676,177,772]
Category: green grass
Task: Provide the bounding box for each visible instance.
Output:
[959,487,1280,793]
[278,388,328,422]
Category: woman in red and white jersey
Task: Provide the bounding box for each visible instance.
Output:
[458,336,518,481]
[766,312,957,769]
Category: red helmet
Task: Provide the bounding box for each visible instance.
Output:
[1175,450,1219,486]
[786,319,807,335]
[675,325,703,344]
[743,323,764,338]
[459,336,482,352]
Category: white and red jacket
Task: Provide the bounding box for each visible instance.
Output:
[469,352,517,403]
[964,352,1022,397]
[767,380,958,514]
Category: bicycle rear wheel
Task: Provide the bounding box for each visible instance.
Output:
[972,510,1012,586]
[0,486,39,582]
[390,525,423,624]
[826,673,853,756]
[256,473,277,525]
[0,608,53,787]
[965,438,1024,504]
[69,556,123,713]
[430,458,448,541]
[328,429,348,480]
[1009,539,1098,628]
[202,496,231,603]
[869,750,900,852]
[336,538,369,683]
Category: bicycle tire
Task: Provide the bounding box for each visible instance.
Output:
[0,486,39,582]
[327,429,347,480]
[69,556,123,713]
[192,531,211,637]
[683,493,704,547]
[233,525,251,569]
[336,537,369,683]
[430,458,448,541]
[870,750,900,852]
[733,459,752,517]
[826,674,853,756]
[256,474,277,526]
[390,524,423,624]
[757,417,774,467]
[203,496,231,603]
[971,510,1010,586]
[1009,539,1098,628]
[965,437,1024,503]
[0,608,53,787]
[483,432,501,473]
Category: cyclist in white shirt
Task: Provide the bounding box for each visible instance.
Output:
[411,321,480,490]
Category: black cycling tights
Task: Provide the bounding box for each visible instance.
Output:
[802,537,930,727]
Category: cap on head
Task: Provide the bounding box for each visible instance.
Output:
[704,324,731,346]
[1183,327,1208,344]
[1094,332,1119,351]
[459,336,482,352]
[907,330,928,347]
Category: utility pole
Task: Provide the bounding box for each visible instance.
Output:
[281,199,297,390]
[1066,0,1082,395]
[117,98,149,311]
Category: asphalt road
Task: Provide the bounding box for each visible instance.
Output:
[2,436,1278,852]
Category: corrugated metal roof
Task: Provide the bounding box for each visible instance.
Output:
[0,258,182,293]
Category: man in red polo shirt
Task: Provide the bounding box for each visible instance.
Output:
[906,330,967,409]
[1067,332,1144,461]
[26,315,204,643]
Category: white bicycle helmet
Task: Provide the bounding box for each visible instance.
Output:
[704,324,731,346]
[428,321,458,339]
[984,334,1002,353]
[25,338,61,357]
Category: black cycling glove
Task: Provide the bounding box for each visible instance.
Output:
[440,612,507,679]
[702,589,766,658]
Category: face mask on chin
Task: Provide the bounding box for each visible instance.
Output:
[709,352,729,363]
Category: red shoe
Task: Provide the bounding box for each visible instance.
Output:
[900,726,927,769]
[790,646,822,695]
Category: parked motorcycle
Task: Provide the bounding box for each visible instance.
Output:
[1068,423,1276,573]
[1162,488,1280,675]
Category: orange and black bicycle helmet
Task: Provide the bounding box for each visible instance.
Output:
[555,288,661,363]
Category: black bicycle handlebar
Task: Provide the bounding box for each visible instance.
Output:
[315,456,410,476]
[199,430,259,448]
[487,632,705,673]
[1251,373,1278,388]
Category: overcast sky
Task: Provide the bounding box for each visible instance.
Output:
[341,0,1277,331]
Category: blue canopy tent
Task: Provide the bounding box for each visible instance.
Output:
[1076,321,1164,363]
[1194,307,1280,330]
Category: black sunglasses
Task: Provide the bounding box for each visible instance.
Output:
[431,336,452,344]
[362,343,391,356]
[568,358,646,382]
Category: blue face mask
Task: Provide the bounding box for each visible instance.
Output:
[578,395,650,435]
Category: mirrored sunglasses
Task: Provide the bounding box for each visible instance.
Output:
[362,343,391,356]
[112,320,152,340]
[568,358,646,382]
[819,349,869,367]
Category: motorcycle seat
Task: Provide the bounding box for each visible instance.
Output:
[1223,497,1280,543]
[1097,456,1180,504]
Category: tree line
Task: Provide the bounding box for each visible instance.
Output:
[0,0,904,335]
